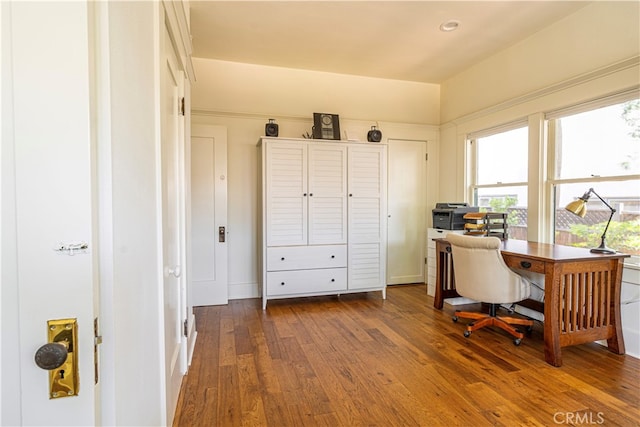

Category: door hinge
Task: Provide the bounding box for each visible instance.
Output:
[425,257,427,264]
[425,153,428,161]
[94,317,102,385]
[183,319,188,337]
[179,97,185,116]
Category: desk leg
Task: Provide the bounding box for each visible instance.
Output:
[434,248,445,309]
[544,265,563,367]
[433,242,460,309]
[607,258,626,355]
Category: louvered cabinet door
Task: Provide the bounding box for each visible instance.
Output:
[347,145,387,290]
[308,145,347,245]
[265,142,308,246]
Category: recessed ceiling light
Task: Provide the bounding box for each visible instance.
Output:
[440,20,460,32]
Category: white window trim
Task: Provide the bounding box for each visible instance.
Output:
[546,91,640,267]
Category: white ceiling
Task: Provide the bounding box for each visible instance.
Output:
[189,1,592,84]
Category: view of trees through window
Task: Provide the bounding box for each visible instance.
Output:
[552,98,640,258]
[473,126,528,240]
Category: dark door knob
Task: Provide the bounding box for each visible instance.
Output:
[34,342,68,370]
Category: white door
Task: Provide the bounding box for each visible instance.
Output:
[2,2,97,425]
[190,125,228,306]
[387,139,427,285]
[161,24,185,424]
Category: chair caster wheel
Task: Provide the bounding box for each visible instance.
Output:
[463,331,471,338]
[452,316,458,322]
[513,338,522,346]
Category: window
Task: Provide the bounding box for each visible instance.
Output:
[469,125,528,240]
[550,97,640,265]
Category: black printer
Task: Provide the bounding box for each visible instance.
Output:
[432,203,479,230]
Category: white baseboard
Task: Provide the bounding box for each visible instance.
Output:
[444,297,478,306]
[229,281,260,300]
[186,312,197,367]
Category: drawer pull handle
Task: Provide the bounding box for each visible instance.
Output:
[331,255,335,259]
[309,193,313,196]
[331,279,335,282]
[303,193,307,196]
[280,282,285,286]
[520,261,532,269]
[281,257,285,261]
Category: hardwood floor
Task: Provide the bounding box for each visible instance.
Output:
[173,285,640,426]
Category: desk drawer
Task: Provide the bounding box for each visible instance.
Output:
[503,255,545,274]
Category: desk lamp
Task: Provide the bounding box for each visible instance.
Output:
[565,188,616,254]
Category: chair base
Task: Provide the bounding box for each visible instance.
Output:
[453,304,534,342]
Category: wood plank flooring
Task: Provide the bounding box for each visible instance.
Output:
[173,285,640,426]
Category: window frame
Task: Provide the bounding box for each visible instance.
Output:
[467,120,530,240]
[546,92,640,266]
[467,119,529,198]
[463,89,639,267]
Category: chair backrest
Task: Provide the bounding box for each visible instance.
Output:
[447,234,531,304]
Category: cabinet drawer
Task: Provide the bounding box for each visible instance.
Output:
[267,268,347,296]
[427,264,436,279]
[267,245,347,271]
[503,255,545,274]
[427,228,449,240]
[427,229,463,248]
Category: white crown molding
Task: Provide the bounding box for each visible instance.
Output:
[444,56,640,128]
[163,0,195,81]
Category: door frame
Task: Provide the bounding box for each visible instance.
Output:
[97,2,195,425]
[189,124,228,308]
[386,139,428,285]
[2,1,195,425]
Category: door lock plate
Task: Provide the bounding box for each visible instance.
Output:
[46,318,79,399]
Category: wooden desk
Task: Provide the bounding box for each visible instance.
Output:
[433,238,629,367]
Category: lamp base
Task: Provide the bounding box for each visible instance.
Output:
[590,247,616,254]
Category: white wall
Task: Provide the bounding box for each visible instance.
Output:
[192,58,440,125]
[441,1,640,123]
[620,268,640,358]
[191,59,440,298]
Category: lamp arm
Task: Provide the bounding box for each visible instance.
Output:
[588,188,616,243]
[588,188,616,214]
[600,208,615,240]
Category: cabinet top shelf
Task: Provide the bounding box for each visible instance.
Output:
[257,136,387,146]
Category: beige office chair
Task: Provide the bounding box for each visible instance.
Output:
[447,233,534,345]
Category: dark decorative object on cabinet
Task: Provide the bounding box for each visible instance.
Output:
[265,119,279,137]
[312,113,340,140]
[367,125,382,142]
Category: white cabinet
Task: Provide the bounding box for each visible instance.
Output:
[260,137,387,308]
[426,228,464,296]
[265,142,347,246]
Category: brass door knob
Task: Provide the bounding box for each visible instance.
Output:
[34,342,68,370]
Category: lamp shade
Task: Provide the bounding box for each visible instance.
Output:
[564,188,617,254]
[565,199,588,218]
